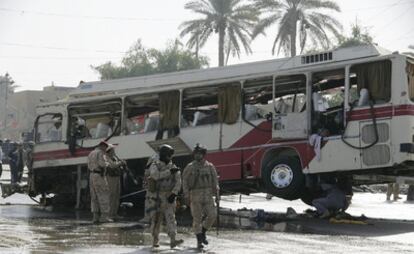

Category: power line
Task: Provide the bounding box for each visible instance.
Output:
[0,41,126,54]
[0,55,123,60]
[373,4,414,35]
[341,0,414,13]
[0,7,181,22]
[365,0,406,22]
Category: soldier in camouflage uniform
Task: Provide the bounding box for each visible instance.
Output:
[142,153,159,224]
[148,144,183,248]
[88,141,120,223]
[182,144,219,249]
[105,144,124,220]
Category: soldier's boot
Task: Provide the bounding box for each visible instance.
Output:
[201,227,209,245]
[170,235,184,249]
[99,213,114,223]
[152,236,160,248]
[196,233,204,249]
[92,213,100,224]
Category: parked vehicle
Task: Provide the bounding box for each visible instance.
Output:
[28,45,414,207]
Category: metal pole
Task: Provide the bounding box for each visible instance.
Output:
[75,165,82,209]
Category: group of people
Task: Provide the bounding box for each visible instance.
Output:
[0,140,32,184]
[87,141,219,250]
[87,141,124,223]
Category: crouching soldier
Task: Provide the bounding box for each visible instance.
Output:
[183,144,219,249]
[148,144,183,248]
[88,141,116,223]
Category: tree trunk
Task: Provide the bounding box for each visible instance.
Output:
[218,25,225,67]
[290,22,297,57]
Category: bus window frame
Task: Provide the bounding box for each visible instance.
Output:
[34,113,64,144]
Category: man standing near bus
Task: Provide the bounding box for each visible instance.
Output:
[147,144,183,248]
[182,144,219,250]
[105,144,124,220]
[88,140,113,223]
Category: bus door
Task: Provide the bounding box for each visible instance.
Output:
[307,68,361,173]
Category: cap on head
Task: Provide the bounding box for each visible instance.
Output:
[193,143,207,155]
[98,140,109,148]
[158,144,174,157]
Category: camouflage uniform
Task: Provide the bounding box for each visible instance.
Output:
[88,147,111,222]
[386,183,400,201]
[143,154,159,223]
[148,159,181,246]
[182,159,219,235]
[105,153,123,219]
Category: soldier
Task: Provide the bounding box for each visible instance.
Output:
[105,144,124,220]
[88,141,117,223]
[386,183,400,201]
[148,144,183,248]
[182,144,219,250]
[142,153,159,224]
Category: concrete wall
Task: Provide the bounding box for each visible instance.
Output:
[0,86,74,140]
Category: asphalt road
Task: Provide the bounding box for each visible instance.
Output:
[0,165,414,253]
[0,193,413,254]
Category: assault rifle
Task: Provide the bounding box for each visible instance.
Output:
[113,154,139,185]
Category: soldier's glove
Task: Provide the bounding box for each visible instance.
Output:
[167,193,177,203]
[170,167,180,174]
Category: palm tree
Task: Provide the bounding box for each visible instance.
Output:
[252,0,342,57]
[180,0,259,66]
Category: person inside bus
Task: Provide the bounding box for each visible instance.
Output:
[47,119,62,141]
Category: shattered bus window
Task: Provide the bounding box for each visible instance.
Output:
[68,100,122,140]
[35,114,63,143]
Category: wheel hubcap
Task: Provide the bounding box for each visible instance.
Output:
[270,164,293,188]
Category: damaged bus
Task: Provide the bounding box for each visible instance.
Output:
[25,45,414,207]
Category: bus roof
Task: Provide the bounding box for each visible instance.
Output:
[67,45,392,99]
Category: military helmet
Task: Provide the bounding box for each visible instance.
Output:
[159,144,174,157]
[193,143,207,155]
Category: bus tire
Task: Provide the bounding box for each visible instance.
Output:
[263,156,304,200]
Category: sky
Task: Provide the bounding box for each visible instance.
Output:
[0,0,413,91]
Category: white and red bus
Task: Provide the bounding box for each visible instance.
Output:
[30,45,414,206]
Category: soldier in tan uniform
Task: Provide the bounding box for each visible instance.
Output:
[105,144,124,220]
[88,141,112,223]
[148,144,183,248]
[182,144,219,249]
[142,153,159,224]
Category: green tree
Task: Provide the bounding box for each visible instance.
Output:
[338,22,373,48]
[180,0,259,66]
[252,0,342,57]
[0,73,16,94]
[92,39,209,80]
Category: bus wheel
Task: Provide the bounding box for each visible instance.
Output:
[263,156,304,200]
